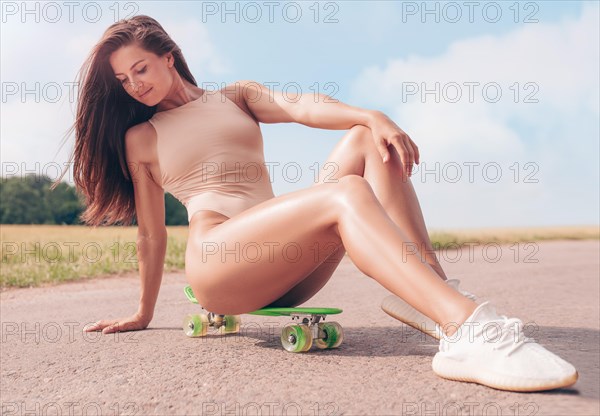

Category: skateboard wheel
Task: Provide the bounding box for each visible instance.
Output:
[315,322,344,349]
[220,315,241,334]
[281,324,313,353]
[183,313,209,337]
[300,324,314,352]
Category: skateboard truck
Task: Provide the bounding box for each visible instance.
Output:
[289,312,329,341]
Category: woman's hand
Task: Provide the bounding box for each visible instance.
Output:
[367,111,420,177]
[83,311,152,334]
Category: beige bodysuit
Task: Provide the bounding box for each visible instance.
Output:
[147,90,275,222]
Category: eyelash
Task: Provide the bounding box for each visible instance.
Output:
[120,66,147,84]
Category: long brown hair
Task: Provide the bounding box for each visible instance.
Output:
[52,15,197,226]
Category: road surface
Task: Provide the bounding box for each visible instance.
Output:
[1,239,598,415]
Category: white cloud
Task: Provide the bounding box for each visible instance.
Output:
[1,100,75,182]
[157,17,232,77]
[351,3,599,227]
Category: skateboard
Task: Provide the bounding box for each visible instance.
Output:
[182,285,344,353]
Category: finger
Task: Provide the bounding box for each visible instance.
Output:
[83,322,96,332]
[84,320,107,332]
[392,136,413,176]
[376,141,390,163]
[103,320,138,333]
[409,137,420,165]
[402,138,416,176]
[102,322,119,334]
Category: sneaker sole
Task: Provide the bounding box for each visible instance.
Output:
[432,354,579,392]
[381,295,441,340]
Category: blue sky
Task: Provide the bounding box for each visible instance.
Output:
[1,1,598,228]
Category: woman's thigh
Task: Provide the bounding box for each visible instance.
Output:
[185,179,354,315]
[263,242,346,307]
[263,126,371,307]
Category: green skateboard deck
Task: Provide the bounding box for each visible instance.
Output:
[182,285,344,352]
[248,307,343,316]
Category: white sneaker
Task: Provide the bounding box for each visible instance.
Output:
[432,301,579,392]
[381,278,478,340]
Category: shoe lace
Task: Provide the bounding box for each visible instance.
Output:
[486,315,532,357]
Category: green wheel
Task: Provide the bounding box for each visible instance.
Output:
[315,322,344,349]
[281,324,313,353]
[183,313,209,337]
[220,315,241,334]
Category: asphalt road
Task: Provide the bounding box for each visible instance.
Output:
[1,239,598,416]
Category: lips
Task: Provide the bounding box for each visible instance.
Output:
[140,88,152,97]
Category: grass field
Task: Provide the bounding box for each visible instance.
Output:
[1,224,598,290]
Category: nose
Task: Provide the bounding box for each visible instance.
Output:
[125,80,144,93]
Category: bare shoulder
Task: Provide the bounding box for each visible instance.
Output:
[218,80,263,122]
[125,121,162,187]
[125,121,157,165]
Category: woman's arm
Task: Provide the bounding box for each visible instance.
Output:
[85,124,167,333]
[227,80,376,130]
[229,80,419,176]
[85,232,166,334]
[135,233,167,323]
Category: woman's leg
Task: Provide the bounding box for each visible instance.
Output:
[185,174,476,336]
[266,124,447,307]
[328,125,447,279]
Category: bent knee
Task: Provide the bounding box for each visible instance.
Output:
[346,125,399,164]
[333,175,377,210]
[337,174,374,195]
[341,125,373,153]
[347,124,372,142]
[337,173,367,186]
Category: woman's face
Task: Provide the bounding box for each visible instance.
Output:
[109,43,173,105]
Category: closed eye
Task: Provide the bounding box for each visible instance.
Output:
[118,66,147,84]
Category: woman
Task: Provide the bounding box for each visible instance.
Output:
[65,15,577,392]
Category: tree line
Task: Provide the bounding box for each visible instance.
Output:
[0,174,189,225]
